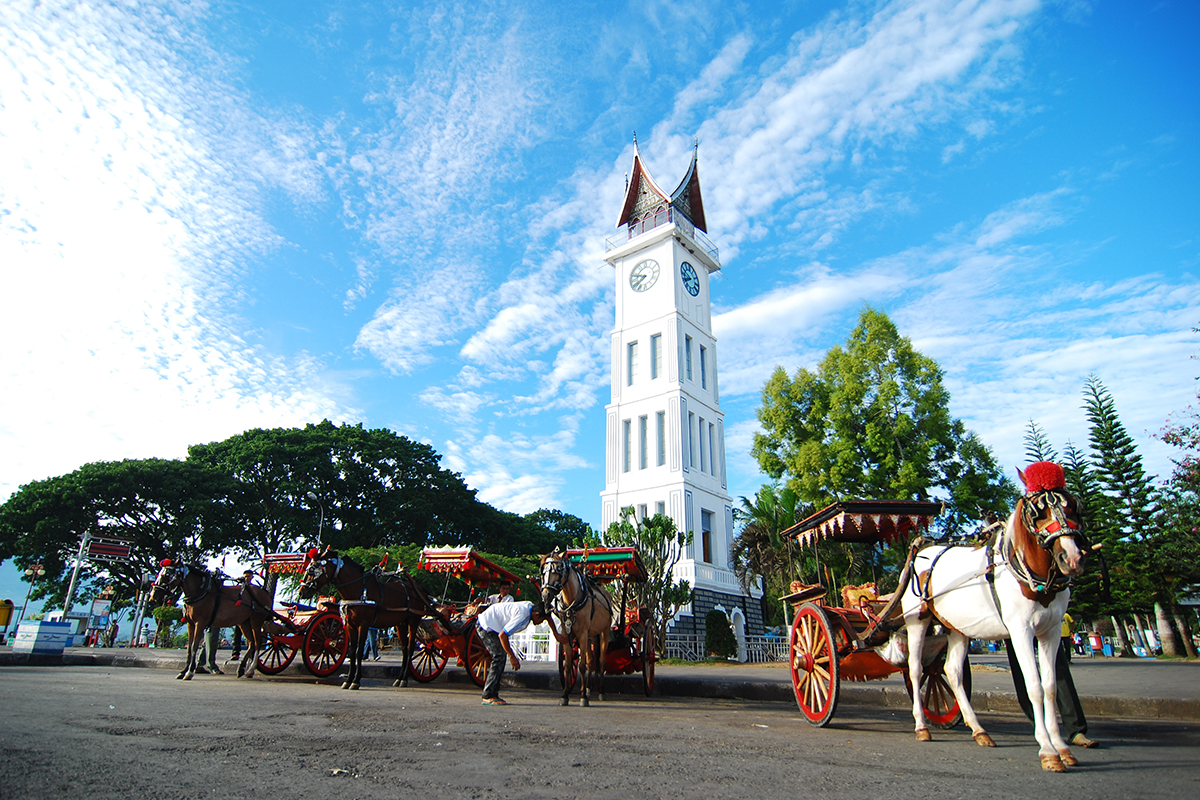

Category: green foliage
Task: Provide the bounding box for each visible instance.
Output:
[752,308,1015,535]
[0,458,238,610]
[731,484,810,623]
[606,509,693,654]
[704,609,737,659]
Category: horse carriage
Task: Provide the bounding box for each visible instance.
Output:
[254,552,349,678]
[554,546,655,698]
[782,464,1092,772]
[407,546,526,687]
[778,500,962,727]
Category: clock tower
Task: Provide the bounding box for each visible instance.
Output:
[601,142,763,648]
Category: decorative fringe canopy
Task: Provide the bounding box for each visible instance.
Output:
[781,500,944,547]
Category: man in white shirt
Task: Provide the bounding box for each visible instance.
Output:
[475,600,549,705]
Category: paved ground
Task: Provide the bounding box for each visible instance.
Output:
[3,644,1198,720]
[3,664,1199,800]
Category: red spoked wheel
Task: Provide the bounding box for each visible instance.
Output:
[302,612,348,678]
[558,636,580,694]
[464,626,490,688]
[789,603,840,727]
[904,651,970,729]
[255,633,297,675]
[409,639,448,683]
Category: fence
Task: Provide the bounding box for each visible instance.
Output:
[665,633,789,663]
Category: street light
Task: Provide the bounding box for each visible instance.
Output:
[306,491,324,544]
[13,563,46,634]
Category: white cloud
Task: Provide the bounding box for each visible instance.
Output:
[0,1,354,496]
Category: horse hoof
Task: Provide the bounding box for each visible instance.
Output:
[183,674,193,681]
[350,683,360,690]
[915,729,932,742]
[1040,754,1067,772]
[1057,749,1078,767]
[175,673,185,680]
[392,679,402,688]
[581,698,589,707]
[973,732,996,747]
[598,694,606,702]
[341,682,351,690]
[559,697,569,707]
[400,681,409,688]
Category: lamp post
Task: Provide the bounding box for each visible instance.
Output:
[13,563,46,634]
[306,491,325,544]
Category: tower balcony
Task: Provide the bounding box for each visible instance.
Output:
[605,207,720,267]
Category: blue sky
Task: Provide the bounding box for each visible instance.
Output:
[3,0,1199,614]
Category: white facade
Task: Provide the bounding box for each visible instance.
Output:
[600,150,750,601]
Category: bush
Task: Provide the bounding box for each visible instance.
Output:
[705,610,737,659]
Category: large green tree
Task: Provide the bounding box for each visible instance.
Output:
[0,458,239,611]
[753,308,1015,534]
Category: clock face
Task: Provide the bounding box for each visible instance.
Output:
[629,259,660,292]
[680,261,700,297]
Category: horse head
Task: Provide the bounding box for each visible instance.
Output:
[1015,461,1089,580]
[298,547,338,599]
[149,558,186,605]
[539,551,570,606]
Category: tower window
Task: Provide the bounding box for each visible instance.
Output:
[622,419,632,473]
[701,510,713,564]
[688,411,696,468]
[655,411,666,466]
[638,415,648,470]
[637,503,648,520]
[627,341,638,386]
[700,345,707,389]
[650,334,662,379]
[685,335,693,381]
[698,416,706,473]
[655,501,665,517]
[709,422,716,475]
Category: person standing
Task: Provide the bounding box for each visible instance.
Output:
[229,570,258,661]
[195,626,223,674]
[474,600,549,705]
[361,627,380,661]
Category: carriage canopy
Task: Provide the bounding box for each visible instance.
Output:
[417,545,521,587]
[780,500,943,547]
[564,546,648,582]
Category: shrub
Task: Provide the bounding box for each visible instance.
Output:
[705,610,737,659]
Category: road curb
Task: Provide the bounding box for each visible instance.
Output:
[4,649,1198,721]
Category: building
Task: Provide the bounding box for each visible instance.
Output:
[600,142,764,649]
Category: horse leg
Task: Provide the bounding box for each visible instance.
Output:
[241,616,260,679]
[235,621,251,677]
[1009,628,1065,771]
[905,617,931,740]
[596,629,608,702]
[944,632,992,746]
[345,622,363,690]
[1037,630,1075,767]
[398,623,412,690]
[580,634,592,707]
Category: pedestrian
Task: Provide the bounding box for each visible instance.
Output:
[229,569,257,661]
[361,627,380,661]
[1004,638,1096,748]
[1061,612,1074,663]
[195,626,223,674]
[486,580,515,605]
[474,600,549,705]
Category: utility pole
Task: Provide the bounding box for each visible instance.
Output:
[62,532,91,617]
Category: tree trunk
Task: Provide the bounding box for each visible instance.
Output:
[1154,602,1179,657]
[1111,615,1134,657]
[1132,611,1151,651]
[1172,607,1198,659]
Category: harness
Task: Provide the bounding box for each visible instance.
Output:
[541,558,612,634]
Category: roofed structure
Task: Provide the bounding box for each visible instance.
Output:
[616,141,707,233]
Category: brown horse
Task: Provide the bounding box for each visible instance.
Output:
[540,550,614,707]
[298,549,434,690]
[150,560,274,680]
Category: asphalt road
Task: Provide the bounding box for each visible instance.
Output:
[2,666,1198,800]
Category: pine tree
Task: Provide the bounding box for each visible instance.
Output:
[1083,375,1158,536]
[1023,420,1060,464]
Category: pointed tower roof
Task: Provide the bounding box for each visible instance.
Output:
[669,144,707,233]
[616,142,671,229]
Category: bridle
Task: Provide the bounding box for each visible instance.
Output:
[1020,490,1090,552]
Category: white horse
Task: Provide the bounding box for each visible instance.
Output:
[897,462,1089,772]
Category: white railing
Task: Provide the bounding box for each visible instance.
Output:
[510,623,556,662]
[665,633,704,661]
[604,207,719,264]
[665,632,789,663]
[743,635,789,664]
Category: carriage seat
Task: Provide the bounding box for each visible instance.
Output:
[781,582,828,606]
[841,583,879,609]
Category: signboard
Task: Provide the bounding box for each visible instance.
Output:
[87,537,132,562]
[88,598,112,631]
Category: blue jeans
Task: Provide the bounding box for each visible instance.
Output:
[479,628,506,699]
[361,628,379,659]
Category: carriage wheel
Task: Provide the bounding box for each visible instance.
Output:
[302,612,348,678]
[640,624,655,697]
[409,640,448,683]
[904,652,971,729]
[789,602,840,726]
[558,636,580,694]
[255,633,297,675]
[464,627,490,688]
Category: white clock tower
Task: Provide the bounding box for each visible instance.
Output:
[601,142,763,646]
